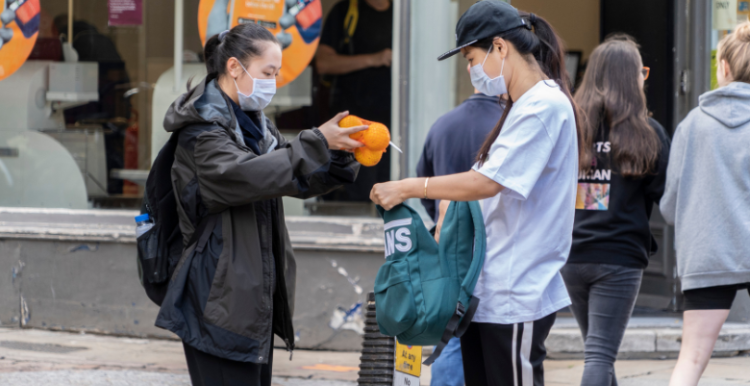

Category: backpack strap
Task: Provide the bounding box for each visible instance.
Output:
[454,295,480,338]
[423,201,486,366]
[188,213,220,253]
[170,213,220,284]
[457,201,486,313]
[422,302,464,366]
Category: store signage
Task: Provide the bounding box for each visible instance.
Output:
[739,1,750,24]
[713,0,738,30]
[108,0,143,26]
[0,0,40,81]
[198,0,322,88]
[393,339,421,386]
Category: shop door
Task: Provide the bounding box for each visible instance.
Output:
[600,0,679,310]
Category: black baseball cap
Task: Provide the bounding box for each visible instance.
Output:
[438,0,529,61]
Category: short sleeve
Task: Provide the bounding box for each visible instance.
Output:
[473,114,554,200]
[320,1,347,50]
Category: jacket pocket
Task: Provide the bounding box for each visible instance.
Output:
[374,259,417,337]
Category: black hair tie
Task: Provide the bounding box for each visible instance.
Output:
[528,13,537,28]
[219,30,229,42]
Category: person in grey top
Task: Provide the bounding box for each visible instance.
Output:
[661,21,750,386]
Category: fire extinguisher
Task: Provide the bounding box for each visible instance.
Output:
[123,109,139,195]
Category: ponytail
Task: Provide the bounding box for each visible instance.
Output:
[202,23,279,78]
[474,12,582,166]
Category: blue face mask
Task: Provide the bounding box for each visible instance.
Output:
[470,48,507,96]
[233,59,276,111]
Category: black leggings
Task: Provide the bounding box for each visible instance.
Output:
[182,343,272,386]
[683,283,750,310]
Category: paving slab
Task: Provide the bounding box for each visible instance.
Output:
[2,327,750,385]
[548,317,750,359]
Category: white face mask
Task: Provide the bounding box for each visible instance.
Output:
[233,60,276,111]
[470,48,507,96]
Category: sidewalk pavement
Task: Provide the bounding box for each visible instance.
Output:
[1,327,750,385]
[548,316,750,359]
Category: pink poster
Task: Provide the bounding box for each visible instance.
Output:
[108,0,143,26]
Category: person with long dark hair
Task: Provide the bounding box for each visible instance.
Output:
[561,36,670,386]
[154,23,365,386]
[370,2,581,384]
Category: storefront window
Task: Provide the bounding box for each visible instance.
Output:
[711,0,749,89]
[0,0,206,210]
[0,0,405,216]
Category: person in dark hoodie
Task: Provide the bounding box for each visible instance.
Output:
[154,23,365,386]
[561,36,670,386]
[662,22,750,386]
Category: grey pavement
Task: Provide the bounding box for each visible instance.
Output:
[548,317,750,360]
[0,371,358,386]
[1,327,750,385]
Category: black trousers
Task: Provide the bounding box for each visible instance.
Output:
[182,343,273,386]
[460,313,557,386]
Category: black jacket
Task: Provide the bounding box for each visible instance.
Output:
[569,118,670,268]
[155,75,360,363]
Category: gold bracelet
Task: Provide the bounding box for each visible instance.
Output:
[424,177,430,199]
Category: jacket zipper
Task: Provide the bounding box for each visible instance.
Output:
[284,338,293,360]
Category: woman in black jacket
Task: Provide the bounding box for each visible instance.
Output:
[155,23,365,386]
[561,35,670,386]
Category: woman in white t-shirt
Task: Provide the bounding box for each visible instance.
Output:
[370,2,581,385]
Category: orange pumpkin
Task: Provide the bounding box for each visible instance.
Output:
[338,115,390,167]
[353,147,384,167]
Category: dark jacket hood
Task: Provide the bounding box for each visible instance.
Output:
[699,81,750,128]
[163,75,235,133]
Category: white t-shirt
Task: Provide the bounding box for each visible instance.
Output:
[471,80,578,324]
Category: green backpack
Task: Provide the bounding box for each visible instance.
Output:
[374,202,486,365]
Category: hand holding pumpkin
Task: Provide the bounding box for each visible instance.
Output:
[318,112,368,151]
[339,115,391,167]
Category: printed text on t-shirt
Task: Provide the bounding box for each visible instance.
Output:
[576,141,612,210]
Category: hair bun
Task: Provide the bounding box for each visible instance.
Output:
[736,22,750,42]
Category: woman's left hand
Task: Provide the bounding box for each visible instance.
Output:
[370,181,408,210]
[318,111,368,151]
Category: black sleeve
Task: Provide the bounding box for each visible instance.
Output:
[267,118,360,199]
[644,118,672,205]
[319,0,348,50]
[417,134,437,222]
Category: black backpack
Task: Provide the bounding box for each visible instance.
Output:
[137,132,217,306]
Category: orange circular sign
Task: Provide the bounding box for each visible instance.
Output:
[0,0,40,81]
[198,0,322,88]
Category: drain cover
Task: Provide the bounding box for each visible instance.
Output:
[0,340,88,354]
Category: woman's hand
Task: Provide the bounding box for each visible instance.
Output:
[318,111,368,151]
[371,180,410,210]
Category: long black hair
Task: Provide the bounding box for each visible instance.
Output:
[203,23,279,76]
[473,12,582,165]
